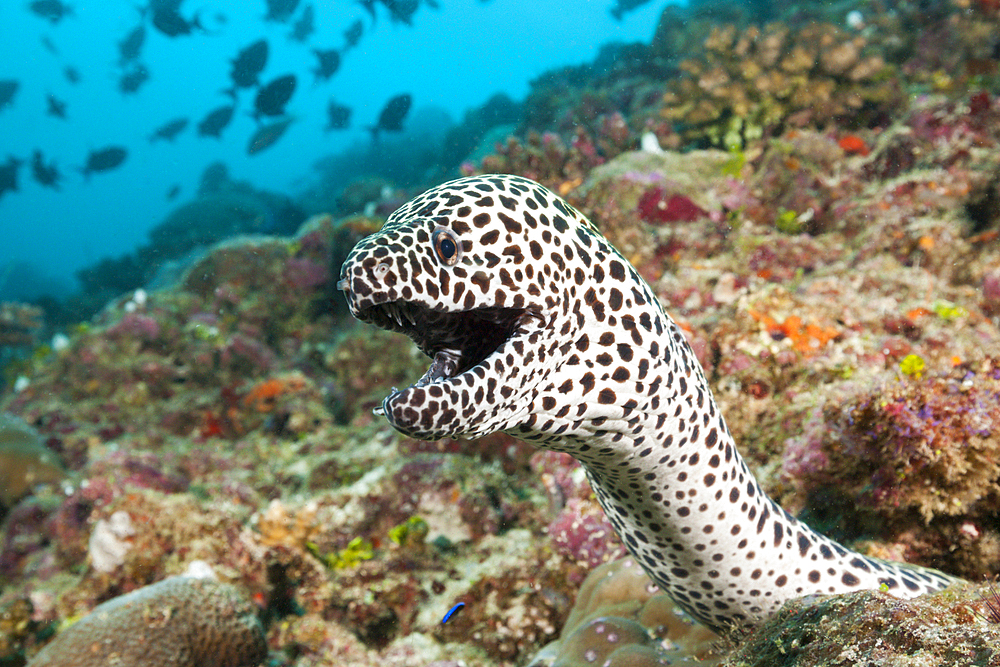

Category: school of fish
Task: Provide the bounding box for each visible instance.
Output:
[0,0,426,201]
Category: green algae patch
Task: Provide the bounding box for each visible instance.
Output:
[722,584,999,667]
[0,413,65,508]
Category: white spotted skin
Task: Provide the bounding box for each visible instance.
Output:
[339,175,959,633]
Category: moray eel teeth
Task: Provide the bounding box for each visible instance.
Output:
[354,300,529,380]
[339,174,960,633]
[344,287,534,432]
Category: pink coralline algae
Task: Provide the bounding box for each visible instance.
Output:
[106,312,161,342]
[783,360,1000,524]
[548,498,626,569]
[531,450,591,505]
[984,268,1000,315]
[531,452,627,569]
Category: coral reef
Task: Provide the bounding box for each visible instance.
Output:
[3,0,1000,665]
[26,576,266,667]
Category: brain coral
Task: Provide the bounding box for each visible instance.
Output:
[27,577,266,667]
[528,558,721,666]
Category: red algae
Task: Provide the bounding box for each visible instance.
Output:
[637,187,709,224]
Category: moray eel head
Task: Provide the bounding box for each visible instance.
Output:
[338,176,591,439]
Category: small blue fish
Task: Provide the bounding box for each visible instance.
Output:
[441,602,465,624]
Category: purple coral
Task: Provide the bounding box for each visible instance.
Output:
[106,313,161,342]
[283,257,331,291]
[784,362,1000,523]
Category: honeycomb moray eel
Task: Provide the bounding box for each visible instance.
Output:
[338,174,960,633]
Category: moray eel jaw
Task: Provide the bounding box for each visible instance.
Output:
[355,300,530,382]
[352,299,542,438]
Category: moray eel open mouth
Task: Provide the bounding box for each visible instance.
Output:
[357,301,530,388]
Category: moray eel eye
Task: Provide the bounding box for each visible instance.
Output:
[432,227,460,266]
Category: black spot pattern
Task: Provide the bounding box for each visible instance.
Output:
[338,175,960,634]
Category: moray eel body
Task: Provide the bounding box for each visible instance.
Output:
[338,174,958,632]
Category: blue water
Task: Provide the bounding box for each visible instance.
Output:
[0,0,668,301]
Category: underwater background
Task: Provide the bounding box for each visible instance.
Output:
[1,0,662,304]
[2,0,1000,665]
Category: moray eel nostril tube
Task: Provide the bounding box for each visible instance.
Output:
[338,174,960,633]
